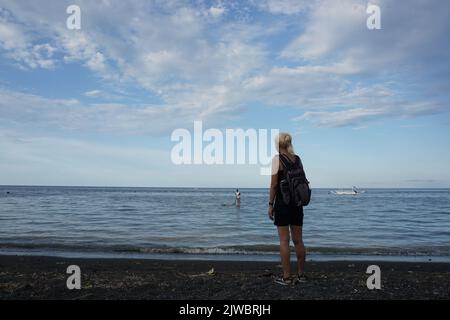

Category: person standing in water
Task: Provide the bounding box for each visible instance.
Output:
[235,189,241,207]
[268,133,307,285]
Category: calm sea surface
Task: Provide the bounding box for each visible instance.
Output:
[0,186,449,259]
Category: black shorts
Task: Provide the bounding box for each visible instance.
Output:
[274,204,304,227]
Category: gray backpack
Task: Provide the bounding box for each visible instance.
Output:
[279,154,311,207]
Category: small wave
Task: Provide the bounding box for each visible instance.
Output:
[138,245,280,255]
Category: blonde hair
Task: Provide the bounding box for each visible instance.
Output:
[276,132,295,154]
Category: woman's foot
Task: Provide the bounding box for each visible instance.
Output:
[296,272,307,283]
[274,275,293,286]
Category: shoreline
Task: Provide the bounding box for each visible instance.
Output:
[1,249,450,263]
[1,254,449,299]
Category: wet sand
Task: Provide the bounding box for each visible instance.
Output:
[0,255,449,300]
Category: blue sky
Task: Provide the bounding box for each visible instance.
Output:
[0,0,449,188]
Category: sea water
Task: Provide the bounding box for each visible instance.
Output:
[0,186,449,261]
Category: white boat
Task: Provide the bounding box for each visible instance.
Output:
[331,187,365,195]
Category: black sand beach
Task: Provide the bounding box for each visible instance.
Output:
[0,255,448,300]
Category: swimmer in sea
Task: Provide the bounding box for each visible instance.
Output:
[235,189,241,207]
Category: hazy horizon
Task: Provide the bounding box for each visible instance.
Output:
[2,184,450,190]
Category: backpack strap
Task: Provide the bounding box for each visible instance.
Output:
[295,155,304,170]
[280,153,306,169]
[278,154,292,171]
[280,154,307,175]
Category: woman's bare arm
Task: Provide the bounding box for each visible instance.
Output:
[269,173,278,204]
[269,156,280,204]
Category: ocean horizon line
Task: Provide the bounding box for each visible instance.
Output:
[2,185,450,190]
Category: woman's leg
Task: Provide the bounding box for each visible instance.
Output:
[277,226,291,279]
[290,225,305,274]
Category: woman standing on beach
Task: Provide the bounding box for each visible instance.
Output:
[268,133,306,285]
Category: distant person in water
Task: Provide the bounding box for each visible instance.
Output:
[268,133,306,285]
[235,189,241,207]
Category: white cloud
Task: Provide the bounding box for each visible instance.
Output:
[60,31,116,79]
[242,66,350,107]
[281,0,366,60]
[0,87,239,134]
[281,0,450,73]
[300,108,386,127]
[0,17,56,69]
[209,6,225,18]
[0,19,27,49]
[297,101,443,127]
[242,64,444,127]
[84,90,102,97]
